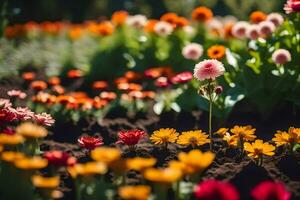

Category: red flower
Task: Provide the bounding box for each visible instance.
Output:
[2,127,15,135]
[251,181,291,200]
[67,69,83,79]
[116,130,146,146]
[78,135,104,150]
[0,108,17,126]
[155,77,170,88]
[44,150,77,167]
[171,71,193,84]
[194,180,239,200]
[284,0,300,14]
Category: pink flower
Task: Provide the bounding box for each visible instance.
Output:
[34,113,55,126]
[0,101,16,126]
[0,98,12,109]
[267,13,284,27]
[272,49,291,65]
[15,107,34,121]
[246,25,260,40]
[232,21,250,39]
[251,181,291,200]
[155,77,170,88]
[194,180,239,200]
[126,15,147,28]
[78,135,104,150]
[182,43,203,61]
[171,71,193,84]
[193,59,225,81]
[44,150,77,167]
[116,130,146,146]
[258,21,275,36]
[7,90,27,99]
[284,0,300,14]
[154,21,174,37]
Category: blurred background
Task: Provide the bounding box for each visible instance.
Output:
[3,0,286,24]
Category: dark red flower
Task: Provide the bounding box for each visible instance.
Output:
[78,135,104,150]
[155,77,170,88]
[171,71,193,84]
[2,127,15,135]
[44,150,77,167]
[215,86,223,95]
[116,130,146,146]
[251,181,291,200]
[0,108,17,126]
[194,180,239,200]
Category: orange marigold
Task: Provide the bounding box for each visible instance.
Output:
[112,11,128,26]
[30,81,47,91]
[250,11,267,24]
[207,45,226,60]
[192,7,213,22]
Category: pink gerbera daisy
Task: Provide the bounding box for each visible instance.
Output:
[193,59,225,81]
[272,49,291,65]
[182,43,204,61]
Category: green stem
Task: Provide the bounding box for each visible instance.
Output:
[209,97,213,151]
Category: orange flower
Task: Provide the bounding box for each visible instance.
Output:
[144,19,159,33]
[160,13,179,26]
[176,17,189,27]
[56,95,76,105]
[126,157,157,171]
[117,83,143,91]
[48,77,61,86]
[143,167,182,184]
[41,22,61,35]
[224,22,234,39]
[22,72,36,81]
[250,11,267,24]
[192,7,213,22]
[14,156,48,170]
[52,85,65,94]
[30,81,47,91]
[111,11,128,26]
[92,81,109,90]
[100,91,117,101]
[69,25,82,40]
[32,175,60,189]
[68,162,107,178]
[124,71,143,81]
[93,97,108,109]
[207,45,226,60]
[118,185,151,200]
[67,69,83,78]
[98,21,115,36]
[1,151,25,163]
[0,134,25,146]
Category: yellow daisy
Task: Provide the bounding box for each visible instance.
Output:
[177,130,210,147]
[150,128,178,145]
[244,139,275,159]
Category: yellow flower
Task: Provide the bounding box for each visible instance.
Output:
[126,157,157,171]
[118,185,151,200]
[1,151,25,162]
[32,175,60,189]
[68,162,107,178]
[215,128,229,136]
[168,160,186,171]
[91,147,121,165]
[244,139,275,159]
[272,127,300,147]
[0,145,3,152]
[143,167,182,184]
[16,122,47,139]
[177,130,210,147]
[150,128,178,145]
[223,133,238,147]
[0,134,25,146]
[14,156,48,170]
[230,125,256,141]
[178,150,215,174]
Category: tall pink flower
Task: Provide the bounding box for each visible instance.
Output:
[182,43,203,61]
[116,130,146,146]
[194,180,239,200]
[194,59,225,81]
[7,90,27,99]
[284,0,300,14]
[272,49,291,65]
[34,113,55,126]
[251,181,291,200]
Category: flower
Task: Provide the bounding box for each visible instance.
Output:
[116,130,146,146]
[48,77,61,86]
[1,151,25,162]
[78,135,103,150]
[258,21,275,36]
[0,106,16,125]
[155,77,170,88]
[272,49,291,65]
[67,69,83,78]
[182,43,203,61]
[0,134,25,146]
[251,181,291,200]
[7,90,27,99]
[232,21,250,39]
[97,21,115,36]
[194,179,239,200]
[215,128,229,136]
[112,11,128,26]
[246,25,260,40]
[192,7,213,22]
[177,130,210,147]
[244,140,275,159]
[32,175,60,189]
[118,185,151,200]
[126,15,147,28]
[92,81,109,90]
[14,156,48,170]
[160,12,179,26]
[284,0,300,14]
[193,59,225,81]
[150,128,178,145]
[16,122,47,139]
[143,167,182,184]
[267,13,284,27]
[14,107,34,121]
[223,133,238,147]
[2,127,15,135]
[126,157,157,171]
[178,149,215,174]
[44,151,77,167]
[34,113,55,126]
[144,19,159,33]
[30,81,47,91]
[171,72,193,84]
[68,162,107,178]
[250,11,267,24]
[153,21,174,37]
[230,125,256,142]
[207,45,226,60]
[272,127,300,147]
[91,147,121,164]
[22,72,36,81]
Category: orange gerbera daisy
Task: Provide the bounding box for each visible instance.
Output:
[144,19,159,33]
[207,45,226,60]
[97,21,115,36]
[30,81,47,91]
[250,11,267,24]
[161,13,179,26]
[192,7,213,22]
[69,25,82,40]
[176,17,189,27]
[111,11,128,26]
[48,76,61,86]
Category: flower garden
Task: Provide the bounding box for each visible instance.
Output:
[0,0,300,200]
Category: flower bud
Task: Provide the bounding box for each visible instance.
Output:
[215,86,223,95]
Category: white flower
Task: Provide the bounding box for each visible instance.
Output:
[154,21,174,37]
[182,43,203,61]
[126,15,147,28]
